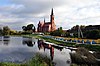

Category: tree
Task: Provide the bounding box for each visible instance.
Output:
[22,24,36,34]
[50,27,63,36]
[27,24,34,30]
[22,26,27,31]
[3,26,10,35]
[65,32,70,37]
[84,30,100,39]
[0,27,3,35]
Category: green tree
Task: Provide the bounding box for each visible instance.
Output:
[0,27,3,35]
[22,24,36,34]
[50,27,63,36]
[22,26,27,31]
[84,30,100,39]
[65,32,70,37]
[3,26,10,35]
[27,24,34,30]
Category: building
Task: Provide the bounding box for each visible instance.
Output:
[37,8,56,32]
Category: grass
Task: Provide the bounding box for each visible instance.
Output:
[75,44,100,52]
[0,54,53,66]
[21,34,100,52]
[31,35,76,46]
[27,54,53,66]
[0,62,26,66]
[71,64,89,66]
[35,35,100,52]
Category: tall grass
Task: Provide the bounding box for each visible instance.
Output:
[0,54,53,66]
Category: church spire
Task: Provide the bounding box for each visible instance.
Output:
[39,21,40,23]
[51,8,54,15]
[44,18,45,23]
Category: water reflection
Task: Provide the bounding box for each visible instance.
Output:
[0,36,71,66]
[3,40,9,45]
[0,36,2,41]
[37,39,71,66]
[3,36,10,45]
[22,37,35,47]
[37,40,54,60]
[37,40,65,61]
[0,36,10,45]
[3,36,10,41]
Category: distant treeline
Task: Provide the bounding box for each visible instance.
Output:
[50,25,100,39]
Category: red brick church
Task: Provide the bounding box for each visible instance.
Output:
[37,8,56,32]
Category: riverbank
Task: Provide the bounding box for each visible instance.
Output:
[26,34,100,52]
[0,53,53,66]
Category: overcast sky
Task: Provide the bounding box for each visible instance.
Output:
[0,0,100,31]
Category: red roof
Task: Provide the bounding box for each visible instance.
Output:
[44,22,51,24]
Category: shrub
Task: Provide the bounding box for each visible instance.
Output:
[70,47,97,65]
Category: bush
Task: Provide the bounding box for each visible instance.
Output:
[70,47,97,65]
[21,31,32,35]
[84,30,100,39]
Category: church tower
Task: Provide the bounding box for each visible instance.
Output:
[50,8,56,31]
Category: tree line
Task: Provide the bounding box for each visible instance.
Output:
[50,25,100,39]
[0,26,22,36]
[0,24,36,36]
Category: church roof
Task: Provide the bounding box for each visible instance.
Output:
[44,22,51,24]
[43,22,51,26]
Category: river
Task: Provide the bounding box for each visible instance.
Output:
[0,36,71,66]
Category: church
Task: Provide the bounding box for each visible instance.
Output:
[37,8,56,32]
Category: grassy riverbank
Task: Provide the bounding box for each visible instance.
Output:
[0,54,53,66]
[40,36,76,46]
[30,34,76,46]
[21,34,100,52]
[75,44,100,52]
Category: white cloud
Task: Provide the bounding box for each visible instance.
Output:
[0,0,100,30]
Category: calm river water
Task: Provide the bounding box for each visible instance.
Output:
[0,36,71,66]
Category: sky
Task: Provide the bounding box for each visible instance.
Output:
[0,0,100,31]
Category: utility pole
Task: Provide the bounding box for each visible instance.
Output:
[78,25,83,38]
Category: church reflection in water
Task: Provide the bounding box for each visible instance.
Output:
[37,39,63,61]
[22,37,64,61]
[38,40,54,60]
